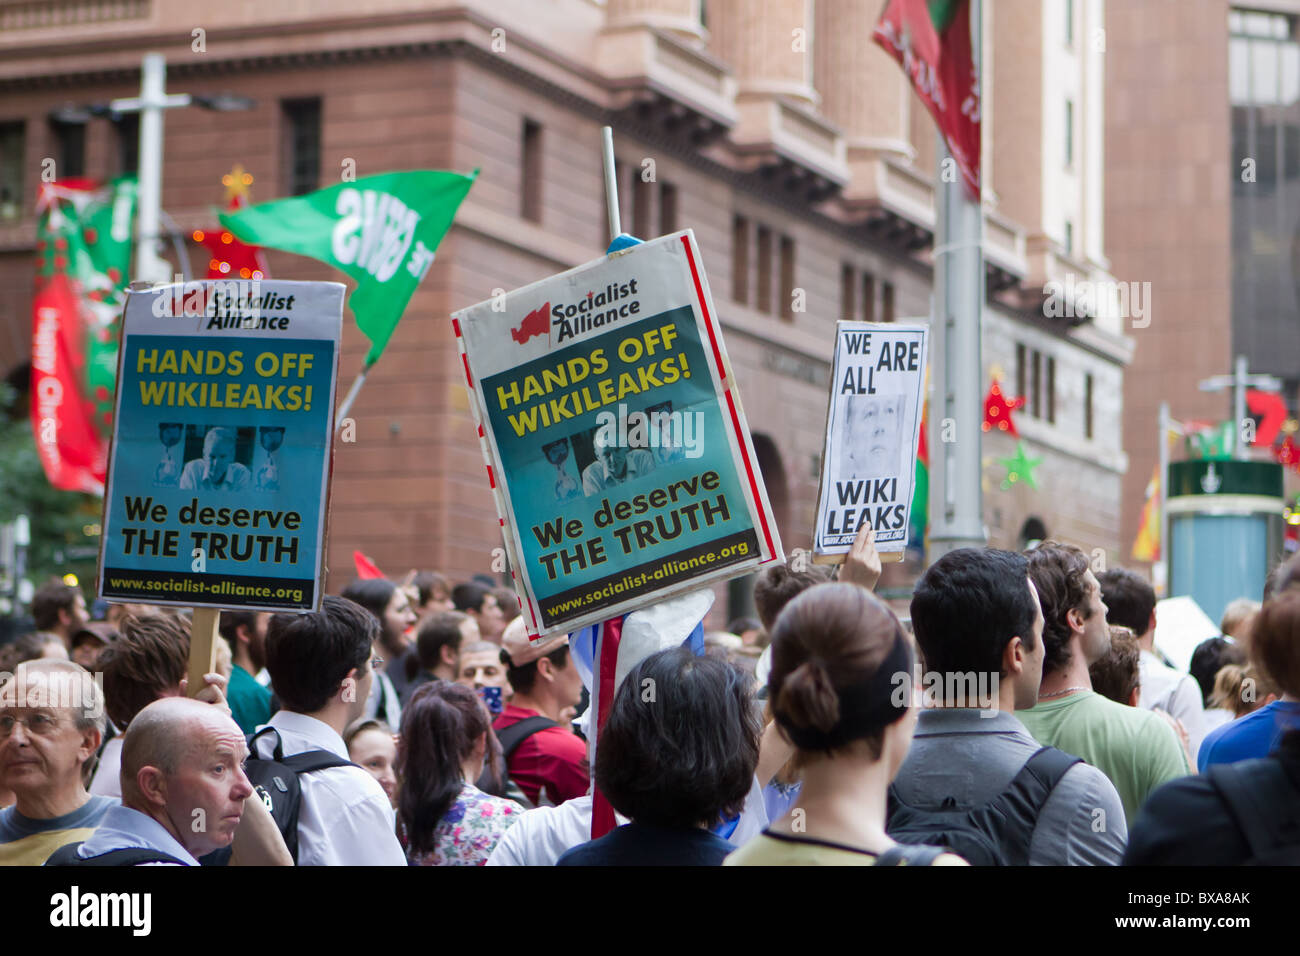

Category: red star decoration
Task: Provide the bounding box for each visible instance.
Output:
[193,169,268,280]
[1275,434,1300,470]
[983,378,1026,437]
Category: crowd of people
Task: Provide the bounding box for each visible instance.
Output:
[1,525,1298,867]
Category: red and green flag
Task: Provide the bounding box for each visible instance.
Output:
[874,0,981,198]
[220,170,476,367]
[31,177,137,494]
[909,391,929,551]
[1185,421,1236,460]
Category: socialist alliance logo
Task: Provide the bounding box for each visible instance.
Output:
[511,302,550,344]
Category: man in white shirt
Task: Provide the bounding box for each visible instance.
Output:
[258,595,406,866]
[180,427,250,492]
[582,431,656,497]
[1098,568,1207,762]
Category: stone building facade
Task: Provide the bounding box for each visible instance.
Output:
[0,0,1129,622]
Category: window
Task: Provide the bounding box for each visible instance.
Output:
[841,264,855,319]
[1046,357,1056,424]
[521,118,543,223]
[779,235,795,320]
[1030,349,1042,418]
[659,181,678,234]
[1016,343,1028,403]
[282,98,321,196]
[1084,372,1094,439]
[882,281,895,323]
[49,119,85,179]
[732,215,749,305]
[1065,0,1074,46]
[1064,99,1074,166]
[0,121,23,220]
[114,113,139,176]
[756,225,773,313]
[1064,220,1074,256]
[631,164,654,237]
[862,271,876,323]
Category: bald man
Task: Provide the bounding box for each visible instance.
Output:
[53,698,254,865]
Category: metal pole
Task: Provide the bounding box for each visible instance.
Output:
[335,365,370,430]
[1234,354,1248,460]
[601,126,621,244]
[1157,401,1171,597]
[928,0,985,560]
[135,53,169,284]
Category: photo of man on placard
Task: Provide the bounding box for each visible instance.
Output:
[180,426,251,492]
[838,392,906,482]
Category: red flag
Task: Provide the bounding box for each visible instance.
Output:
[874,0,981,198]
[353,550,385,579]
[30,274,106,494]
[30,178,135,494]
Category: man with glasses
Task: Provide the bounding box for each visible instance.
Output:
[253,595,407,865]
[0,659,115,864]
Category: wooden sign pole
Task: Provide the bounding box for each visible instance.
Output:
[187,606,221,697]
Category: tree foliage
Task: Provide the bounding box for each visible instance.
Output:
[0,384,101,593]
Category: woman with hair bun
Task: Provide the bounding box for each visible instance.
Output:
[727,582,966,866]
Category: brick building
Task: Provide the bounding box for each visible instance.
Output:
[0,0,1129,622]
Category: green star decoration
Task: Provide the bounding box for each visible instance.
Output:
[997,442,1042,490]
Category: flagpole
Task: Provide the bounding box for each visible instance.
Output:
[927,0,986,560]
[335,363,370,430]
[601,126,621,243]
[1157,400,1170,597]
[592,124,623,843]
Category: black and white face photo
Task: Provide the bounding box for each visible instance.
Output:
[839,392,906,481]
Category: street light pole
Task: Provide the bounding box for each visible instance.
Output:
[928,0,986,560]
[111,53,192,284]
[1198,355,1282,460]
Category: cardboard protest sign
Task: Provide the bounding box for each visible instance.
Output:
[98,279,343,611]
[453,231,782,635]
[814,322,928,555]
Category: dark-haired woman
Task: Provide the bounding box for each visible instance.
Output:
[398,681,521,866]
[557,647,761,866]
[727,582,966,866]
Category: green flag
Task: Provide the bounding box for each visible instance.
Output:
[1186,421,1236,460]
[220,170,476,365]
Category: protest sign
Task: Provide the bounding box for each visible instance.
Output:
[453,231,782,635]
[814,321,928,555]
[97,279,343,612]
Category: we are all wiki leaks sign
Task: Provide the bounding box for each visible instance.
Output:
[98,279,343,612]
[453,232,783,636]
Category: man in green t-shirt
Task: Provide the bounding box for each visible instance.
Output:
[1017,542,1188,826]
[219,611,273,735]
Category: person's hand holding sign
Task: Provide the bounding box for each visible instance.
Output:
[838,524,882,592]
[179,671,232,718]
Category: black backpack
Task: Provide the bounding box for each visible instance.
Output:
[1207,757,1300,865]
[887,746,1081,866]
[46,843,188,867]
[496,715,559,760]
[240,726,361,864]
